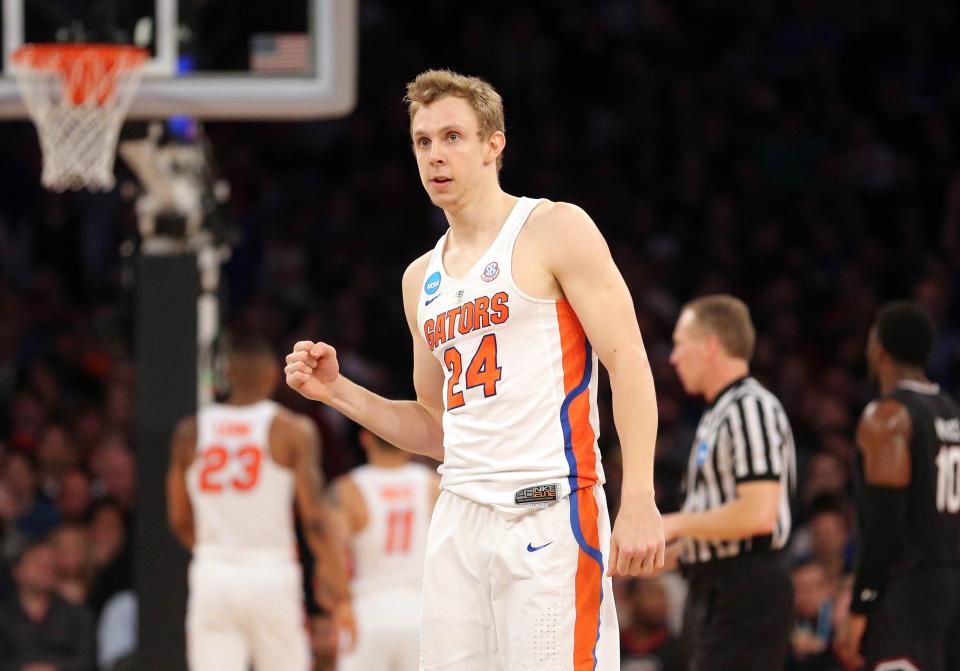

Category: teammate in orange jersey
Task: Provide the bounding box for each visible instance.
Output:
[167,335,349,671]
[286,69,663,669]
[333,429,439,671]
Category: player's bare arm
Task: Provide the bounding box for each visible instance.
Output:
[662,481,780,542]
[857,398,912,487]
[277,412,349,610]
[166,416,197,550]
[522,201,664,576]
[836,398,913,668]
[331,475,368,534]
[284,252,445,461]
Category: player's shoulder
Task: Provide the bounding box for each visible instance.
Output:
[271,406,320,442]
[331,471,364,504]
[857,397,912,444]
[172,414,198,443]
[526,199,595,234]
[524,199,607,263]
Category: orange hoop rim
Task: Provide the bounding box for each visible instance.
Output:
[12,43,149,69]
[12,43,149,107]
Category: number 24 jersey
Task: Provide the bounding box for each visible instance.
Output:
[416,197,605,512]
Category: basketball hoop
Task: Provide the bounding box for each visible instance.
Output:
[12,44,149,192]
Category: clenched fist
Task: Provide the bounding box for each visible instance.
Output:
[285,341,340,402]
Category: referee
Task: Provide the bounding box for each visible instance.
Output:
[663,295,796,671]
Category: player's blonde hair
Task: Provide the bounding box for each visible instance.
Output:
[683,294,756,361]
[405,69,505,171]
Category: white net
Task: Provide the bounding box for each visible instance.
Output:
[12,45,148,192]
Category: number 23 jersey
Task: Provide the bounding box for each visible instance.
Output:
[187,400,296,558]
[416,197,605,511]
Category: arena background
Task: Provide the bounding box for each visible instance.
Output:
[0,1,958,670]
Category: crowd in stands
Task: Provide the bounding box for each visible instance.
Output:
[0,1,958,668]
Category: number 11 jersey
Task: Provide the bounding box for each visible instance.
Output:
[416,197,605,512]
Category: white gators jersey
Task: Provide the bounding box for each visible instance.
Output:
[415,197,605,511]
[348,463,435,597]
[187,400,297,559]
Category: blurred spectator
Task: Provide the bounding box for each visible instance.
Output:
[90,444,135,516]
[0,482,25,562]
[788,561,842,671]
[35,424,79,500]
[49,523,94,606]
[3,452,59,541]
[55,470,93,524]
[8,392,47,454]
[86,500,131,616]
[620,578,684,671]
[0,539,95,670]
[801,451,850,508]
[805,498,855,591]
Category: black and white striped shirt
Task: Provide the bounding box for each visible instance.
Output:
[679,376,796,565]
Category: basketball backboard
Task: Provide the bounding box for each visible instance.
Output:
[0,0,356,119]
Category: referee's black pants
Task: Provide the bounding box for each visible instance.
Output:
[681,550,793,671]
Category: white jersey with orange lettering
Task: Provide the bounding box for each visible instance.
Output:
[348,462,435,597]
[186,399,309,671]
[188,399,297,560]
[415,196,604,512]
[337,462,435,671]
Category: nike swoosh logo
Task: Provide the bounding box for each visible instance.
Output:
[527,541,553,552]
[424,294,441,306]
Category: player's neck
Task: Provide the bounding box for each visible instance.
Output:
[702,359,750,404]
[368,452,410,468]
[880,366,928,395]
[225,392,267,406]
[443,182,515,247]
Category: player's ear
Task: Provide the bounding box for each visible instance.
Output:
[486,131,505,166]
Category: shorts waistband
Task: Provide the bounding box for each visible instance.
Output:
[193,545,296,565]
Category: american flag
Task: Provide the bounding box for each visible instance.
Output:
[250,33,311,74]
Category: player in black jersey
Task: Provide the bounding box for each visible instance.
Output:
[836,301,960,671]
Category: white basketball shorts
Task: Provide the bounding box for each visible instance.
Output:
[420,485,619,670]
[337,589,421,671]
[186,555,309,671]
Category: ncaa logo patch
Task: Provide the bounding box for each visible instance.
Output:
[695,440,710,466]
[481,261,499,282]
[424,271,441,295]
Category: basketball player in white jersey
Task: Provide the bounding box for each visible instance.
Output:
[166,335,348,671]
[285,69,664,670]
[333,429,439,671]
